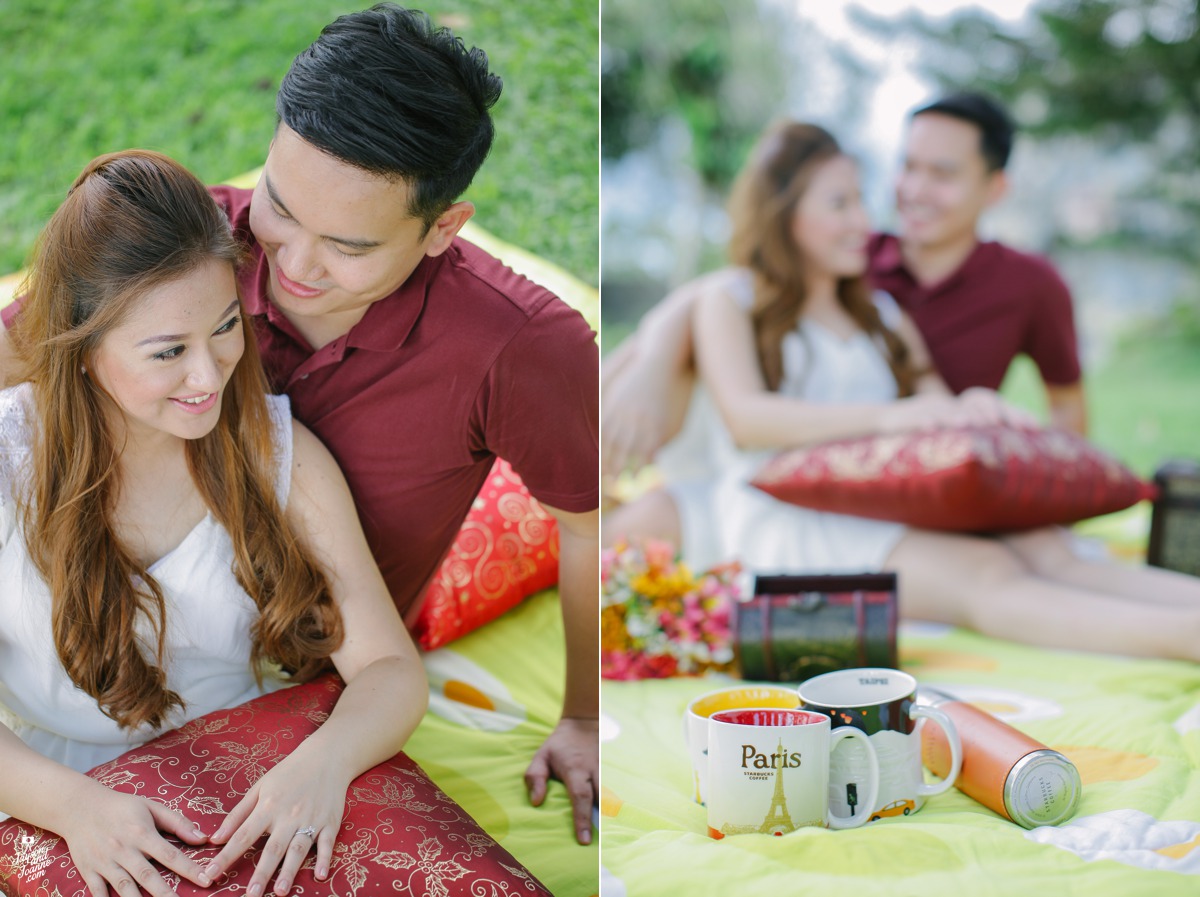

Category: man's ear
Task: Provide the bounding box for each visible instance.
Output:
[423,201,475,258]
[985,169,1008,207]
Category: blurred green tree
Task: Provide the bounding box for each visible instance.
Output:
[601,0,788,191]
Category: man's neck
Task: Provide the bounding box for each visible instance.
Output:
[899,232,980,288]
[280,306,365,352]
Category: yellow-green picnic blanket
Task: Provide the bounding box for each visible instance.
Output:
[601,623,1200,895]
[414,589,597,896]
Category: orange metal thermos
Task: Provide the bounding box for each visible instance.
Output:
[918,687,1081,828]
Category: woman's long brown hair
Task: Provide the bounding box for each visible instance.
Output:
[726,121,917,396]
[10,150,342,731]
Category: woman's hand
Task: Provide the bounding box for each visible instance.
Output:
[60,787,209,897]
[199,749,348,896]
[881,388,1037,434]
[957,387,1039,428]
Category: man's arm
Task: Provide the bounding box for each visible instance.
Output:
[1023,255,1086,436]
[1045,380,1088,437]
[483,292,597,843]
[523,505,598,847]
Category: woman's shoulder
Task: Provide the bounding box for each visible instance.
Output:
[278,411,344,498]
[690,267,756,313]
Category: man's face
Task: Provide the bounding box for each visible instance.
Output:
[894,112,1005,251]
[249,125,448,338]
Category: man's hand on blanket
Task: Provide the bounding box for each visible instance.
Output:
[526,716,599,846]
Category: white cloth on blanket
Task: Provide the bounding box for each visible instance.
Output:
[0,384,292,776]
[656,274,907,574]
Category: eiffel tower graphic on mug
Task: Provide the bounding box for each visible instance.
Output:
[720,739,797,836]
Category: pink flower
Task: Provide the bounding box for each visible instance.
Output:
[642,538,676,572]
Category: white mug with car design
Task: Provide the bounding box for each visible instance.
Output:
[797,667,962,822]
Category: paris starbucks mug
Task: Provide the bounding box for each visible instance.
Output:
[683,684,799,805]
[705,708,879,838]
[797,668,962,821]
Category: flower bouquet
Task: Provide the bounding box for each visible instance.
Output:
[601,538,741,680]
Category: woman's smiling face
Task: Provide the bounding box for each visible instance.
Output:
[790,154,872,281]
[89,258,244,448]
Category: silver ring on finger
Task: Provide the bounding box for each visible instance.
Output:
[295,825,318,840]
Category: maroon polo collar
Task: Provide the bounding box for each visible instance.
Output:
[871,232,997,300]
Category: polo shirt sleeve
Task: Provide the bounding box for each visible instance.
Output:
[1023,257,1082,387]
[481,298,599,514]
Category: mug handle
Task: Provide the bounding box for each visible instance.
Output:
[912,705,962,796]
[826,726,879,830]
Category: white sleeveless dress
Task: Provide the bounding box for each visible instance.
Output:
[0,384,293,776]
[657,276,908,574]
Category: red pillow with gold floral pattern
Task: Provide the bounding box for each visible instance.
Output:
[0,675,550,897]
[750,424,1155,532]
[412,458,559,651]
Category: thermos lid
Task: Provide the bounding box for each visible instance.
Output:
[1003,749,1082,829]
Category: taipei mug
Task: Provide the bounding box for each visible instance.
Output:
[797,667,962,821]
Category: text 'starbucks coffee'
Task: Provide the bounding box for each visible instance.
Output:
[705,708,879,839]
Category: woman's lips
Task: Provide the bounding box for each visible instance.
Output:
[170,392,218,414]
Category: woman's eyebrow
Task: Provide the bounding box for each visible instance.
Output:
[134,299,240,346]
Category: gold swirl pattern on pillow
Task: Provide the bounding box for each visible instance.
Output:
[0,675,551,896]
[414,459,559,651]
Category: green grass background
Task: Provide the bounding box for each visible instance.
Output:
[1001,321,1200,480]
[0,0,598,285]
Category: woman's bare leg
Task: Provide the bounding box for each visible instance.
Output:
[1001,527,1200,607]
[885,529,1200,661]
[601,488,682,549]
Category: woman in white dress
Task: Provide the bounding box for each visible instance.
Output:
[605,121,1200,662]
[0,151,426,897]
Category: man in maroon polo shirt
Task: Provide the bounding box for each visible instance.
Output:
[241,6,599,848]
[1,4,599,847]
[869,92,1086,433]
[602,93,1086,476]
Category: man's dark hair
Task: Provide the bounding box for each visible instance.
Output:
[277,4,503,230]
[912,92,1014,172]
